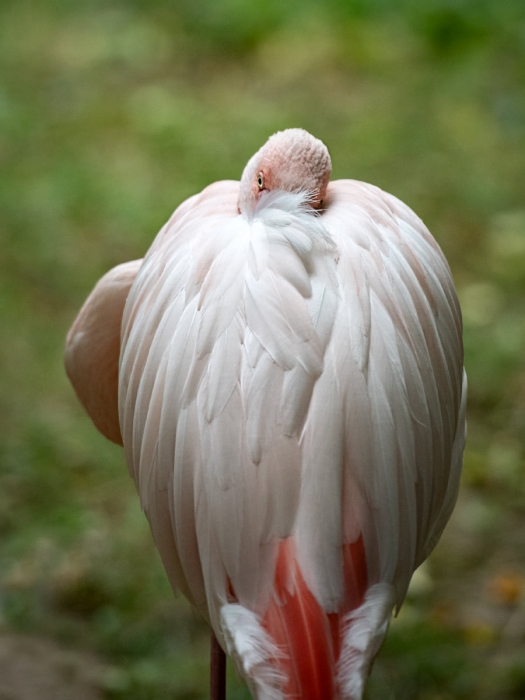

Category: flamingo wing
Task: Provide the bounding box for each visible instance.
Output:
[305,180,466,698]
[65,258,143,445]
[119,182,335,617]
[318,179,466,604]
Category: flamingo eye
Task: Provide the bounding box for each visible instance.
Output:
[257,173,265,190]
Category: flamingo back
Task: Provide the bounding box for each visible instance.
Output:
[118,177,466,699]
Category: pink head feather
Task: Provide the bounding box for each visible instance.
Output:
[238,129,332,216]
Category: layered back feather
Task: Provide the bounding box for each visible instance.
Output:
[118,177,466,699]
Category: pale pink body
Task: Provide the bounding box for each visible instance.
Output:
[66,130,466,699]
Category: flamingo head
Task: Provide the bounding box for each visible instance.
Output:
[238,128,332,216]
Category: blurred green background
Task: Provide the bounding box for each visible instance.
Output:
[1,0,525,698]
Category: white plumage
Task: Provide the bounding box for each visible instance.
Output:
[65,129,466,699]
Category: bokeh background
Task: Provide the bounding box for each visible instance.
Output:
[1,0,525,698]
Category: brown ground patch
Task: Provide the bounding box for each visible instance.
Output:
[0,633,108,700]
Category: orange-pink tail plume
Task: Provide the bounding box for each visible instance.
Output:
[262,537,368,699]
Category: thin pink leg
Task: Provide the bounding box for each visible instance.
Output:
[210,630,226,700]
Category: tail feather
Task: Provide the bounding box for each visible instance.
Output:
[264,540,335,699]
[221,604,287,700]
[262,538,368,700]
[337,583,396,700]
[222,537,393,700]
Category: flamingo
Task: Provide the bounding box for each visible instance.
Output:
[65,128,467,700]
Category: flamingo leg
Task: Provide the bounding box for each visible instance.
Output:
[210,629,226,700]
